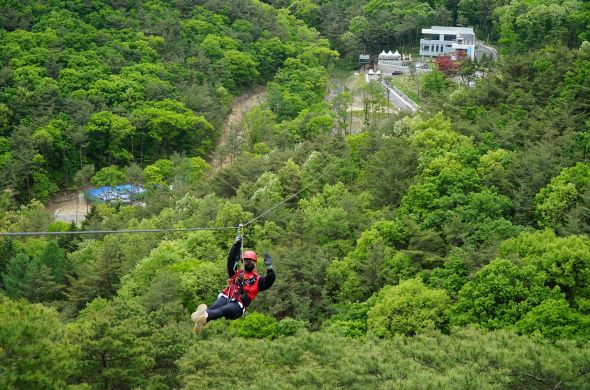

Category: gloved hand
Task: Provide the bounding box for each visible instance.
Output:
[235,234,242,244]
[264,254,272,269]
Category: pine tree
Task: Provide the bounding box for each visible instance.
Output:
[69,298,155,389]
[2,253,29,299]
[56,222,81,253]
[0,297,78,389]
[67,242,122,310]
[0,237,15,287]
[37,240,69,284]
[23,263,65,303]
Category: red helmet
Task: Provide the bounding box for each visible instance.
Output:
[243,250,257,262]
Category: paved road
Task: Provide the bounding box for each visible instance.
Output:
[382,82,418,113]
[329,73,418,114]
[367,73,418,113]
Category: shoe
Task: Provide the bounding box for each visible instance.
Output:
[193,315,207,335]
[191,304,207,322]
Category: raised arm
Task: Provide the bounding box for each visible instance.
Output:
[258,254,276,291]
[227,235,242,277]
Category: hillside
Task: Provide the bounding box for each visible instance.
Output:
[1,0,590,389]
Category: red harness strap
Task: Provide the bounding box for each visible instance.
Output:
[223,270,260,306]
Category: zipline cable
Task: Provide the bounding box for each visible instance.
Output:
[242,160,334,227]
[0,160,334,237]
[0,0,337,238]
[0,226,236,237]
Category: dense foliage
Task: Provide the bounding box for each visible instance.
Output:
[1,0,590,388]
[0,0,336,202]
[265,0,590,59]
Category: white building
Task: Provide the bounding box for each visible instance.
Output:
[419,26,475,60]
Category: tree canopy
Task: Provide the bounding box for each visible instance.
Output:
[1,0,590,388]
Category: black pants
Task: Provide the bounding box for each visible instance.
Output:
[206,294,245,321]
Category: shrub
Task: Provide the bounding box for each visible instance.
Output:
[230,311,279,339]
[368,279,451,337]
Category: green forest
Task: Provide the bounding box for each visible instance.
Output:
[1,0,590,388]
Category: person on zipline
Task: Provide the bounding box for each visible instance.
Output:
[191,234,275,334]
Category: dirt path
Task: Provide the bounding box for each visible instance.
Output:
[47,191,89,225]
[45,88,267,222]
[212,86,267,170]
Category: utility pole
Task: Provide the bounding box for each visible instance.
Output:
[387,87,390,116]
[349,96,353,135]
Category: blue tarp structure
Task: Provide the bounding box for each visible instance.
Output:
[86,184,145,204]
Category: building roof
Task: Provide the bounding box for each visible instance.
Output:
[86,184,145,203]
[422,26,474,35]
[379,50,403,60]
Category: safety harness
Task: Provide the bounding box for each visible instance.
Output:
[222,224,261,308]
[224,269,259,307]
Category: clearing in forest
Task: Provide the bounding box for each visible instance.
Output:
[330,71,400,134]
[212,86,267,170]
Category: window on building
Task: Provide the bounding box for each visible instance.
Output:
[423,45,430,52]
[444,35,456,41]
